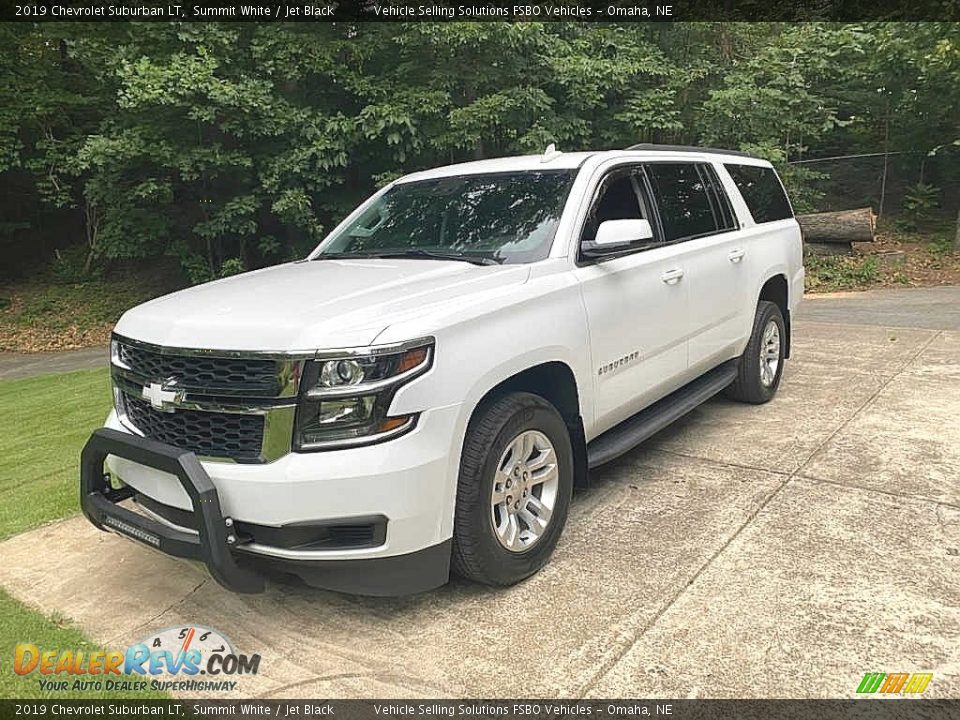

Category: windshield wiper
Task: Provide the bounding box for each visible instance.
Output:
[320,249,502,266]
[375,249,503,266]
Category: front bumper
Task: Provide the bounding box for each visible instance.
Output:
[102,401,461,561]
[80,428,451,595]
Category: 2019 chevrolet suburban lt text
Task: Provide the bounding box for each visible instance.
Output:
[80,145,804,596]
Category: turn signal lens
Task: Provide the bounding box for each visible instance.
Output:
[397,347,429,373]
[377,416,412,432]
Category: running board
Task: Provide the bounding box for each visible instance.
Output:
[586,360,738,469]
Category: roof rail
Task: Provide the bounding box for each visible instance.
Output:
[624,143,755,158]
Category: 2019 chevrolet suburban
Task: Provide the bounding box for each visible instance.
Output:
[80,144,804,596]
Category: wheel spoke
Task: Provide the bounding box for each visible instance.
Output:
[517,509,544,537]
[504,513,521,550]
[520,432,535,463]
[524,495,552,527]
[526,446,553,472]
[495,506,510,537]
[530,461,558,487]
[501,440,518,469]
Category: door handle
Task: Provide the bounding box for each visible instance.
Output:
[728,249,745,263]
[661,268,684,284]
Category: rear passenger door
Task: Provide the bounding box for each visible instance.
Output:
[644,161,747,373]
[722,160,801,322]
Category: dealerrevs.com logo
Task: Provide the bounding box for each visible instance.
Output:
[14,625,260,693]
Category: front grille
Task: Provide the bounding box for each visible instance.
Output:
[117,342,281,396]
[123,394,265,462]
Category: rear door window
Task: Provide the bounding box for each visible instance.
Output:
[724,164,794,223]
[644,163,719,242]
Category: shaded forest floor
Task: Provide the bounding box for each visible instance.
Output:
[0,261,184,352]
[804,223,960,293]
[1,228,958,353]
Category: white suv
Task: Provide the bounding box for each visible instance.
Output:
[81,145,804,595]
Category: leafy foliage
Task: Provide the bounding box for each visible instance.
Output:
[903,182,941,219]
[804,253,880,291]
[1,22,958,280]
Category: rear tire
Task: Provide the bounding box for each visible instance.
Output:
[725,301,786,404]
[451,392,573,587]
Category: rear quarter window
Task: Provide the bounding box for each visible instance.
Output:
[724,164,794,223]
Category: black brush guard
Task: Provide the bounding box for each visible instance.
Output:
[80,427,264,593]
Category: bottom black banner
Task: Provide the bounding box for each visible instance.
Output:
[1,699,957,720]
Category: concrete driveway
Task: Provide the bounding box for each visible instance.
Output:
[0,345,108,380]
[1,288,958,699]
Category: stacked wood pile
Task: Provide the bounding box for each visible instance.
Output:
[796,207,876,255]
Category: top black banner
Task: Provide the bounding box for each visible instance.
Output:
[3,0,960,23]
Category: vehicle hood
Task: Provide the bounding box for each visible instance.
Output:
[114,259,530,351]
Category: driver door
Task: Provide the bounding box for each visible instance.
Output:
[572,165,692,436]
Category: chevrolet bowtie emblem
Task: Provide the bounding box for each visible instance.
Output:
[142,381,185,412]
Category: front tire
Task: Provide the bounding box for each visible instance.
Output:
[451,392,574,587]
[725,300,786,404]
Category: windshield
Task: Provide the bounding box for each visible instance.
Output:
[315,170,577,264]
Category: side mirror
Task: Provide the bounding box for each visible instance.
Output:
[582,219,654,258]
[595,219,653,247]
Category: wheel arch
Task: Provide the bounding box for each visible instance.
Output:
[465,361,589,489]
[758,273,791,358]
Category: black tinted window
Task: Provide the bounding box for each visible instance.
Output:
[581,170,645,244]
[645,163,718,242]
[724,164,793,223]
[701,164,738,232]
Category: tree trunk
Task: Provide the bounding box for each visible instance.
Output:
[878,111,890,220]
[82,200,100,275]
[797,207,876,244]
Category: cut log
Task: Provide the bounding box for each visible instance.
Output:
[804,241,854,257]
[797,207,876,244]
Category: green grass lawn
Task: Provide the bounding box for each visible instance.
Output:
[0,589,166,700]
[0,368,111,539]
[0,368,166,699]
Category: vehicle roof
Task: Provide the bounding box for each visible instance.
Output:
[397,147,770,183]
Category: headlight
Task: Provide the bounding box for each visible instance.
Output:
[294,338,434,450]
